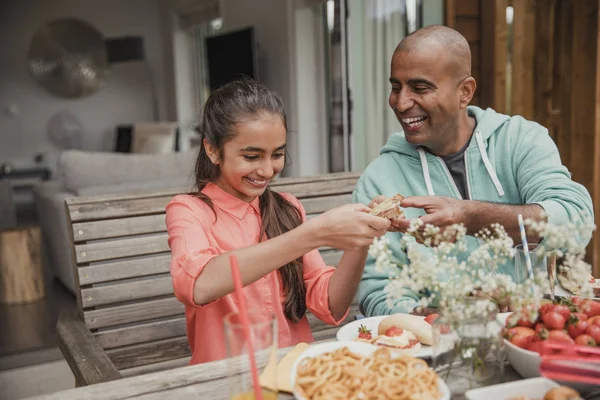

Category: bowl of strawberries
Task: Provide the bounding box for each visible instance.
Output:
[500,296,600,391]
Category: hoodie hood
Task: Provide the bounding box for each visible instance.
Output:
[380,106,511,197]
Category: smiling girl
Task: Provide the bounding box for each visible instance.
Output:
[166,78,391,365]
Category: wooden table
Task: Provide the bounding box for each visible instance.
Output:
[23,339,600,400]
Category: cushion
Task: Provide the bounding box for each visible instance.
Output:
[131,122,178,153]
[59,150,197,193]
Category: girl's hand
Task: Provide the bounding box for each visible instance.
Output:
[312,203,391,250]
[368,195,408,233]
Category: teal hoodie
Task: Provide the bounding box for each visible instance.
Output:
[352,106,594,317]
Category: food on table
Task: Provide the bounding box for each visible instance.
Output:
[558,270,600,298]
[294,346,442,400]
[507,385,581,400]
[357,324,372,340]
[369,194,405,219]
[355,322,422,353]
[543,385,582,400]
[504,297,600,352]
[424,313,440,325]
[231,391,277,400]
[377,313,434,345]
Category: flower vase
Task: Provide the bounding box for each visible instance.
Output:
[431,298,505,394]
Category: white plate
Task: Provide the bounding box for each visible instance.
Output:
[465,377,558,400]
[335,315,433,358]
[290,340,450,400]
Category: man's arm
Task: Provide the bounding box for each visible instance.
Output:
[399,197,546,243]
[401,123,594,247]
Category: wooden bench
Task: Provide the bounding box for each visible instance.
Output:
[57,171,363,387]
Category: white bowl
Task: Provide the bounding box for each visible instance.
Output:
[465,377,558,400]
[290,340,450,400]
[500,314,597,394]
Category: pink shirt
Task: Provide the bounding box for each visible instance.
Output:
[165,183,348,365]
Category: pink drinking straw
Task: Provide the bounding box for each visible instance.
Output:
[229,254,264,400]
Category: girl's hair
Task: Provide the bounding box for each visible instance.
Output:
[193,77,307,322]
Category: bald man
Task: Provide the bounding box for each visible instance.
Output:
[353,25,593,317]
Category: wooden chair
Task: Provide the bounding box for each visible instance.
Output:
[57,172,364,386]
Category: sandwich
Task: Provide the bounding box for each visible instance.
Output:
[370,194,405,219]
[377,313,434,346]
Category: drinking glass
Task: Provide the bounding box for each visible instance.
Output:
[224,310,278,400]
[514,244,557,299]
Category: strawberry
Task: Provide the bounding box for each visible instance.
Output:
[357,325,372,340]
[581,300,600,318]
[385,326,404,337]
[547,330,575,344]
[424,313,439,325]
[567,319,588,339]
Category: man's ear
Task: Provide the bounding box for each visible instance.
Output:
[203,139,220,165]
[459,77,477,109]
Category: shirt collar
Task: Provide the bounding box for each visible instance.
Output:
[202,182,261,219]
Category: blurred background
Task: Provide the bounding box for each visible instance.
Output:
[0,0,599,398]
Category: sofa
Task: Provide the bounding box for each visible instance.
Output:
[33,149,197,293]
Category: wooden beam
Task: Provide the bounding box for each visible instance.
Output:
[445,0,456,28]
[533,0,556,134]
[556,0,573,168]
[479,0,496,109]
[594,0,600,278]
[511,0,536,119]
[569,0,600,277]
[493,0,509,113]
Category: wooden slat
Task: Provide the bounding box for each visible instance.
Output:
[81,276,174,308]
[570,0,600,277]
[56,313,122,386]
[444,0,456,28]
[78,254,171,286]
[120,356,191,378]
[75,234,169,264]
[455,0,479,17]
[301,194,353,214]
[493,0,509,113]
[470,43,480,69]
[534,0,556,136]
[67,177,359,222]
[511,0,536,119]
[95,317,186,350]
[556,0,573,168]
[107,337,191,370]
[455,16,480,42]
[84,297,184,330]
[66,172,361,206]
[73,214,166,241]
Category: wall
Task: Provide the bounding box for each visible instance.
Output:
[0,0,167,174]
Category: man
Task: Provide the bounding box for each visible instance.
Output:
[353,25,594,317]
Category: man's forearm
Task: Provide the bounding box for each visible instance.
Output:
[463,201,546,243]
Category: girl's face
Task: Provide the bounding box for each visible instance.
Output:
[207,113,286,203]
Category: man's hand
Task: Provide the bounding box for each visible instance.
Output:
[410,306,438,316]
[400,196,469,232]
[368,195,410,232]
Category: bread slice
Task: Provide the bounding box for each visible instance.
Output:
[369,194,405,219]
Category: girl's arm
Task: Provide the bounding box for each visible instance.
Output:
[193,203,389,306]
[326,248,371,320]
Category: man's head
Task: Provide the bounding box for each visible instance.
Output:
[388,25,476,154]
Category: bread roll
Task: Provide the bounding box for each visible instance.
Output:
[370,194,405,219]
[544,386,581,400]
[377,313,434,346]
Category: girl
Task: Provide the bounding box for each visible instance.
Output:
[166,77,391,365]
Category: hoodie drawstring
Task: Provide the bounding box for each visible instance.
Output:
[416,131,505,198]
[417,148,436,196]
[475,130,505,197]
